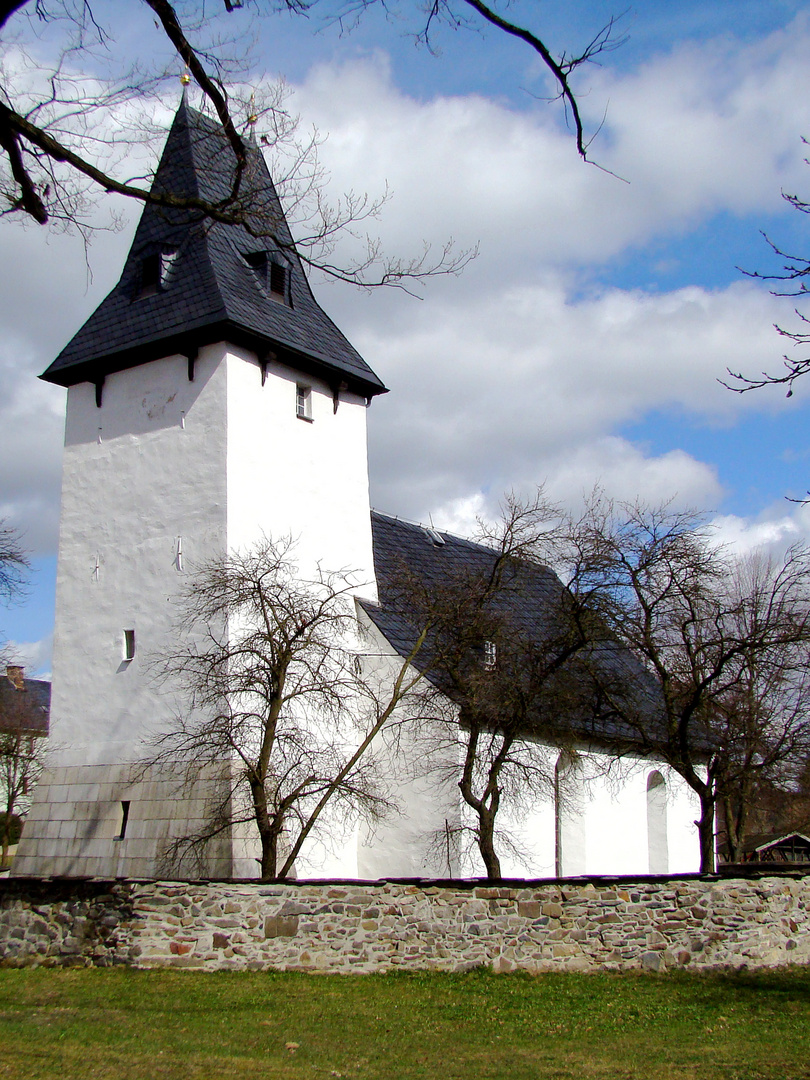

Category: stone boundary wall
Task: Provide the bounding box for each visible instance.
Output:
[0,874,808,973]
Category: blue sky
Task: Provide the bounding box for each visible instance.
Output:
[2,0,810,674]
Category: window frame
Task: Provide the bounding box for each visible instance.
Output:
[296,383,313,422]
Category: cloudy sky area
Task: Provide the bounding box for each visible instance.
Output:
[3,0,810,674]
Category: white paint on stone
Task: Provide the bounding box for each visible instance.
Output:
[17,343,379,879]
[225,349,377,600]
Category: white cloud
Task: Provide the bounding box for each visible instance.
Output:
[3,13,810,572]
[2,634,52,680]
[711,498,810,558]
[361,278,786,523]
[587,15,810,221]
[291,15,810,285]
[0,219,135,553]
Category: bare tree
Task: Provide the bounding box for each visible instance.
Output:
[572,496,810,872]
[738,753,810,846]
[0,520,30,684]
[725,145,810,396]
[712,555,810,861]
[392,493,608,879]
[1,1,621,269]
[0,520,28,608]
[147,538,426,880]
[0,716,46,868]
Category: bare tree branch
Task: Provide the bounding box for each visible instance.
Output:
[724,143,810,395]
[1,0,618,287]
[457,0,623,161]
[145,537,428,880]
[0,521,28,608]
[571,494,810,872]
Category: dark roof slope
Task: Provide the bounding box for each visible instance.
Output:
[0,678,50,736]
[363,511,665,750]
[41,97,386,399]
[365,510,564,659]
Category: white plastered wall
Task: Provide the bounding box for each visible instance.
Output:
[47,346,228,765]
[225,349,379,878]
[352,611,462,880]
[225,348,377,603]
[16,345,231,876]
[18,342,380,878]
[494,747,702,878]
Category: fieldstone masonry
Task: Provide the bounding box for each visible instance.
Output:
[0,874,808,973]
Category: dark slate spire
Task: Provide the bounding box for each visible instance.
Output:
[41,97,386,398]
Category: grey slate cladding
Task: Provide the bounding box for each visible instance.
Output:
[41,97,386,398]
[364,511,668,750]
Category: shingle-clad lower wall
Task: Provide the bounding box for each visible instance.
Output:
[0,874,808,973]
[14,764,233,879]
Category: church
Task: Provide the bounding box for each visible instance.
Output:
[14,99,701,881]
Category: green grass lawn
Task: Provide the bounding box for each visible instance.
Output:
[0,967,807,1080]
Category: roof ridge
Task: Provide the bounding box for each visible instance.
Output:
[370,508,496,555]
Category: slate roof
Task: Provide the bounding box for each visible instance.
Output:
[41,97,386,399]
[363,511,666,751]
[0,678,50,737]
[365,510,565,660]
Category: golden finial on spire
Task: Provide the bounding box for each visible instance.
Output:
[247,90,258,127]
[180,68,191,86]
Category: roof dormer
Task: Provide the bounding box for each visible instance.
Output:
[135,248,179,300]
[241,248,291,305]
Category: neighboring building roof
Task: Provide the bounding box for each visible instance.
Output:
[362,511,663,750]
[41,97,386,400]
[0,677,50,737]
[742,832,810,859]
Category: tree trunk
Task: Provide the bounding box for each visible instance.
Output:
[722,794,748,864]
[476,805,502,879]
[696,793,716,874]
[259,826,278,880]
[251,779,280,880]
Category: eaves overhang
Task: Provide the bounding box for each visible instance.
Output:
[39,320,388,400]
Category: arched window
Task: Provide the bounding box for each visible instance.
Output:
[555,751,586,876]
[646,771,668,874]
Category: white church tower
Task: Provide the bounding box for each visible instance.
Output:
[15,98,387,879]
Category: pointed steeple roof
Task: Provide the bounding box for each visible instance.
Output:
[41,97,386,398]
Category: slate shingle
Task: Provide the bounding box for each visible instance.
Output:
[364,511,667,750]
[41,98,386,399]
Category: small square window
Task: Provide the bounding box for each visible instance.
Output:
[123,629,136,662]
[483,640,497,670]
[242,250,289,303]
[296,384,313,421]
